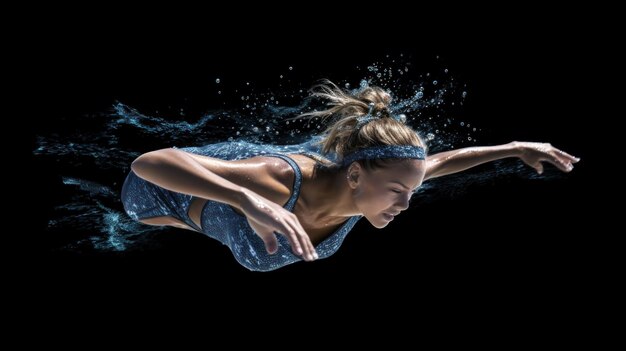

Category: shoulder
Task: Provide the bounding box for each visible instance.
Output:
[180,150,304,206]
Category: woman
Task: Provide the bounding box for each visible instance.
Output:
[121,81,579,271]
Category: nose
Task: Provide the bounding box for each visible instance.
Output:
[395,195,410,211]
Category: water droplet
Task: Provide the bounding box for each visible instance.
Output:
[460,122,465,126]
[473,127,476,131]
[427,133,435,140]
[215,78,220,84]
[468,137,472,141]
[462,91,467,98]
[253,126,259,132]
[289,66,293,70]
[236,131,240,135]
[345,83,350,88]
[246,82,250,85]
[279,75,283,79]
[444,69,449,73]
[416,91,424,99]
[377,73,382,78]
[433,80,438,85]
[218,91,221,94]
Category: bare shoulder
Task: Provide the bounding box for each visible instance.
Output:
[180,150,305,207]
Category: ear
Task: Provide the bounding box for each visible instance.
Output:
[347,162,363,188]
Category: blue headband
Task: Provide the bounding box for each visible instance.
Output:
[341,145,426,166]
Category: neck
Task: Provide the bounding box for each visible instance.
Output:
[299,165,360,224]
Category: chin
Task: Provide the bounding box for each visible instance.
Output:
[368,217,390,229]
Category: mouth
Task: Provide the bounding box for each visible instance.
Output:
[382,213,395,221]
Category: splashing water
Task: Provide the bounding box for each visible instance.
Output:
[34,55,560,253]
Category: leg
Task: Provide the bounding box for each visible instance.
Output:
[139,216,197,232]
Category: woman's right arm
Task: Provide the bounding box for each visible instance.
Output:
[130,148,317,260]
[132,148,245,209]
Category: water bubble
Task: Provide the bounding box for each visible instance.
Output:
[444,69,449,73]
[433,80,438,85]
[473,128,476,131]
[377,73,382,78]
[427,133,435,141]
[241,96,245,100]
[416,91,424,99]
[280,75,283,79]
[236,131,240,135]
[462,91,467,98]
[345,83,350,88]
[252,126,259,132]
[468,137,472,141]
[246,82,250,85]
[289,66,293,70]
[460,122,465,126]
[218,91,221,94]
[216,78,220,84]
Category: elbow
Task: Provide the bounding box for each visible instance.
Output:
[131,148,177,177]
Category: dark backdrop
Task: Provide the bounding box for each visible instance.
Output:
[29,36,592,307]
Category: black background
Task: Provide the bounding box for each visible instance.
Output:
[27,28,597,314]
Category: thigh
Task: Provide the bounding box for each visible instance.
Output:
[187,197,208,230]
[139,216,197,232]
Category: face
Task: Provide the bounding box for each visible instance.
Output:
[348,159,426,228]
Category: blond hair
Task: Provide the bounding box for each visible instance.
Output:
[291,80,425,170]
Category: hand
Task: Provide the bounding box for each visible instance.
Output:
[238,188,318,261]
[514,142,580,174]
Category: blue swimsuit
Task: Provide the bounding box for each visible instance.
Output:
[121,138,363,271]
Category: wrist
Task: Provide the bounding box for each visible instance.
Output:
[507,141,524,157]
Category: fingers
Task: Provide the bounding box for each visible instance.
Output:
[278,217,317,261]
[533,162,544,175]
[286,216,318,261]
[544,156,575,173]
[259,232,279,254]
[555,149,580,163]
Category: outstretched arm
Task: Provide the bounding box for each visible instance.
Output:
[424,142,580,180]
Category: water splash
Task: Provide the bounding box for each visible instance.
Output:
[34,54,554,253]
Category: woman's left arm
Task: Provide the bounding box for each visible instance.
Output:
[424,142,580,180]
